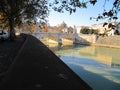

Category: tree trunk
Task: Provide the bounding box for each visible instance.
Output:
[9,17,15,41]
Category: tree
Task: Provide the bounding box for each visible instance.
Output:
[91,0,120,22]
[50,0,120,25]
[68,26,74,33]
[80,27,98,34]
[41,24,48,32]
[58,21,67,33]
[0,0,48,40]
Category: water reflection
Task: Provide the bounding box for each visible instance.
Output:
[49,44,120,67]
[48,44,120,90]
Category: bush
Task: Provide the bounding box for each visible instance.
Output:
[80,28,98,34]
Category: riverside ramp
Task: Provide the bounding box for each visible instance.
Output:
[0,35,92,90]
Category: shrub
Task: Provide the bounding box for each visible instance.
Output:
[80,28,98,34]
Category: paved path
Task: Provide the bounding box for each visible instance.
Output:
[0,35,92,90]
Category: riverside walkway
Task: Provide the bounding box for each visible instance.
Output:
[0,35,92,90]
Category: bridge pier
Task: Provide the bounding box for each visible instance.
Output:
[57,33,62,45]
[73,33,77,44]
[58,38,62,45]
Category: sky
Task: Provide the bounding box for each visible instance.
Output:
[48,0,120,27]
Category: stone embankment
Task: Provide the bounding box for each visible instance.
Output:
[94,35,120,48]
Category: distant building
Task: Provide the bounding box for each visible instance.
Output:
[116,23,120,35]
[90,23,105,34]
[62,28,68,33]
[90,22,120,36]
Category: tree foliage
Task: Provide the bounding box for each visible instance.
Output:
[0,0,48,40]
[80,27,98,34]
[91,0,120,22]
[58,21,67,30]
[50,0,120,22]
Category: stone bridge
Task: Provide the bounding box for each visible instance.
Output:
[32,32,97,44]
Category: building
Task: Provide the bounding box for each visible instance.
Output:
[116,23,120,35]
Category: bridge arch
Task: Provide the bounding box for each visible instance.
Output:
[33,32,75,44]
[32,32,97,44]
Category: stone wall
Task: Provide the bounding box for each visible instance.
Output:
[76,34,97,44]
[96,36,120,46]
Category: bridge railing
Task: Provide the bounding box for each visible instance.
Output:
[32,32,97,44]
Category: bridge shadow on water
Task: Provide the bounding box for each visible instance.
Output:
[48,43,90,52]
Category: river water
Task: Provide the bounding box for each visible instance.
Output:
[48,44,120,90]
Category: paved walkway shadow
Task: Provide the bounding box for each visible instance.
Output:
[0,35,92,90]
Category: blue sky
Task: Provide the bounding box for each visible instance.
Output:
[48,0,120,27]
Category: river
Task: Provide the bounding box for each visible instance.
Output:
[47,44,120,90]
